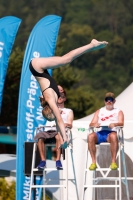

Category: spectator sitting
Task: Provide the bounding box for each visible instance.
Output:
[34,85,74,170]
[88,92,124,170]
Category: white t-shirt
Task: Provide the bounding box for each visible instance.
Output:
[97,107,120,132]
[45,108,72,131]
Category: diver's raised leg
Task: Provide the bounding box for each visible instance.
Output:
[31,39,108,70]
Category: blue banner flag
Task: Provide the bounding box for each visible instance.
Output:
[16,15,61,200]
[0,16,21,111]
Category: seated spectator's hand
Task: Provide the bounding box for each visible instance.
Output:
[94,123,100,128]
[108,123,115,128]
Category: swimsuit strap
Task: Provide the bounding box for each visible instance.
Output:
[42,87,50,95]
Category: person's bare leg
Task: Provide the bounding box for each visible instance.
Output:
[55,133,61,160]
[37,139,46,161]
[88,132,98,164]
[32,39,108,70]
[107,132,118,163]
[61,39,108,62]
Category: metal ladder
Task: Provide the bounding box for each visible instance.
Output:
[29,126,72,200]
[83,127,130,200]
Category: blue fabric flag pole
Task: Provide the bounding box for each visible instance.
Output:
[0,16,21,112]
[16,15,61,200]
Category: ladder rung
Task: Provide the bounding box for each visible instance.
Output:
[91,177,133,180]
[92,177,122,180]
[85,168,119,171]
[33,168,59,171]
[84,185,120,188]
[31,185,66,188]
[96,143,110,146]
[39,178,66,181]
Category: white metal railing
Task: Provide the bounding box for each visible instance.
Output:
[83,126,130,200]
[29,126,73,200]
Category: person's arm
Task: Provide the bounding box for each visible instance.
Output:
[89,110,100,128]
[108,110,124,128]
[64,110,74,129]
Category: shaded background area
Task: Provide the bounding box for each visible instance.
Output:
[0,126,16,154]
[0,0,133,125]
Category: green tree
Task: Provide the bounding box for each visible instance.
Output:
[53,65,80,89]
[0,178,52,200]
[0,178,15,200]
[65,86,102,119]
[0,0,133,123]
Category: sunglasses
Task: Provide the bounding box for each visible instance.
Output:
[105,97,114,102]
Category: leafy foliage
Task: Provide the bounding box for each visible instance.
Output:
[0,178,52,200]
[0,0,133,124]
[0,178,15,200]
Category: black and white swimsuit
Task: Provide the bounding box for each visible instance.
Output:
[29,61,60,98]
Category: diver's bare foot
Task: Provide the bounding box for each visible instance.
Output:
[90,39,108,50]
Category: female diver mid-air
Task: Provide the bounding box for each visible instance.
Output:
[29,39,108,149]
